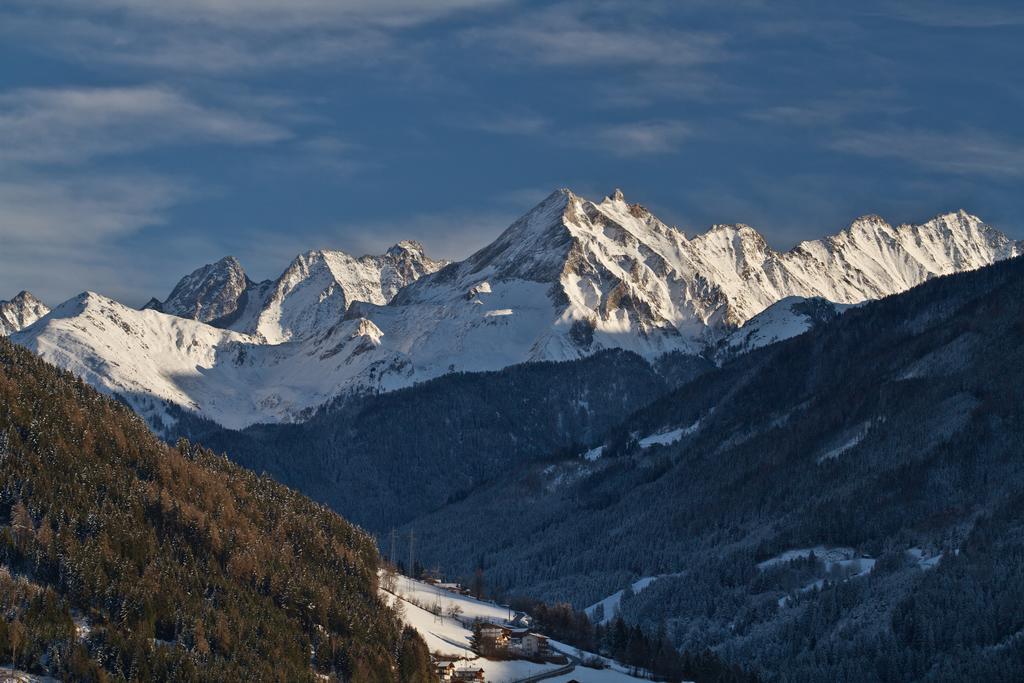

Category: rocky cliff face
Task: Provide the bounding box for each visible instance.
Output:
[145,256,251,323]
[0,290,49,335]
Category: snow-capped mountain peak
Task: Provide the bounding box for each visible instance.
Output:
[146,255,251,323]
[241,243,447,344]
[0,290,50,335]
[11,189,1021,430]
[143,242,449,345]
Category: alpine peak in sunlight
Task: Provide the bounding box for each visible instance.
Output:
[9,189,1019,430]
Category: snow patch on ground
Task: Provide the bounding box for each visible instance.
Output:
[584,574,683,625]
[816,422,872,463]
[907,547,944,570]
[637,419,701,449]
[762,546,877,608]
[758,546,865,571]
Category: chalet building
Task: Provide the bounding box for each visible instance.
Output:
[435,660,487,682]
[480,623,511,648]
[475,620,555,661]
[435,661,456,681]
[510,630,550,658]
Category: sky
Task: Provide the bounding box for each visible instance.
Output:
[1,0,1023,306]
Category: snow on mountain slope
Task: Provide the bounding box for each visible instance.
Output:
[11,292,415,429]
[144,242,446,344]
[144,256,251,323]
[11,188,1020,430]
[198,241,447,344]
[385,189,1019,368]
[715,297,854,359]
[0,291,49,335]
[14,293,250,427]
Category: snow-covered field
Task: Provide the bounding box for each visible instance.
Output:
[385,575,651,682]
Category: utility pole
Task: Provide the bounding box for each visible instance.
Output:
[408,529,415,579]
[433,581,443,624]
[389,528,397,566]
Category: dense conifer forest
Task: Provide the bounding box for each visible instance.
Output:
[0,338,435,681]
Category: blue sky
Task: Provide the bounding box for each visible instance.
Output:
[1,1,1022,305]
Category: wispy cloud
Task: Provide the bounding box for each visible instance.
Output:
[746,89,909,126]
[39,0,509,30]
[465,113,550,136]
[0,173,187,244]
[0,84,296,303]
[866,3,1024,28]
[0,86,290,167]
[0,172,193,304]
[587,120,693,156]
[461,4,725,69]
[2,0,508,73]
[0,14,396,74]
[831,128,1024,178]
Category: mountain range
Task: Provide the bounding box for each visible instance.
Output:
[6,189,1021,429]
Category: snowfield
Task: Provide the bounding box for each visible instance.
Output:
[386,575,651,682]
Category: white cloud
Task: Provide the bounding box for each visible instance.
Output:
[590,120,692,156]
[460,3,725,68]
[831,128,1024,178]
[2,0,508,73]
[17,0,508,30]
[0,172,195,304]
[0,14,397,74]
[866,3,1024,28]
[747,91,904,126]
[327,208,518,263]
[464,113,549,136]
[0,84,295,303]
[0,86,290,167]
[0,173,187,243]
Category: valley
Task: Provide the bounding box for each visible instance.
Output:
[3,193,1023,682]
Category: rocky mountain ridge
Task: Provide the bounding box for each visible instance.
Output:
[0,290,50,335]
[10,188,1020,429]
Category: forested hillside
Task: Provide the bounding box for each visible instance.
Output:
[174,350,710,531]
[0,338,434,682]
[402,256,1024,681]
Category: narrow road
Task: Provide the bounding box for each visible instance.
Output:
[510,661,575,683]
